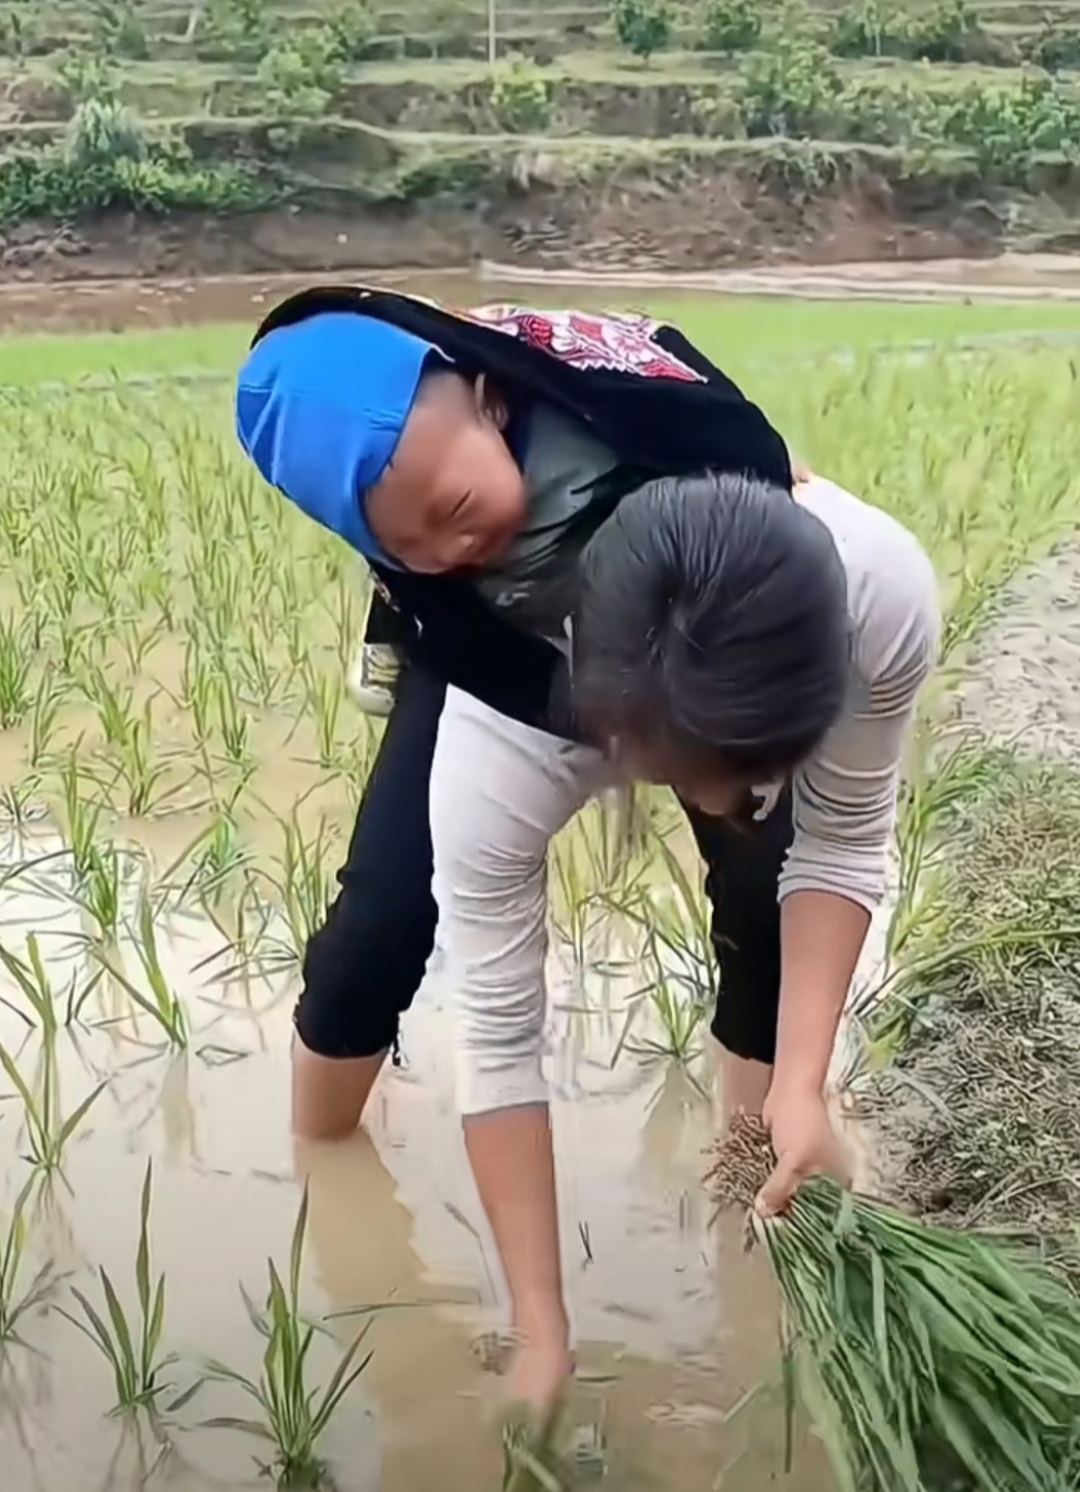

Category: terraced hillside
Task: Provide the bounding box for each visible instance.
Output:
[2,0,1080,275]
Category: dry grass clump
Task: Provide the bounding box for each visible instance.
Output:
[708,1114,1080,1492]
[871,759,1080,1241]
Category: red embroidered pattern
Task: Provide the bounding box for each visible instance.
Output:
[461,304,705,384]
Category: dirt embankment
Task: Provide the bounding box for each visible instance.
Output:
[0,155,1014,285]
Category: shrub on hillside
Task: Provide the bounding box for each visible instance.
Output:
[1029,21,1080,73]
[257,30,345,119]
[205,0,271,60]
[65,97,146,169]
[326,0,375,62]
[0,9,41,59]
[832,79,943,146]
[830,0,910,58]
[700,0,761,53]
[905,0,981,63]
[612,0,672,61]
[490,59,553,133]
[739,34,842,137]
[89,0,151,61]
[56,54,119,105]
[0,144,274,227]
[941,72,1080,169]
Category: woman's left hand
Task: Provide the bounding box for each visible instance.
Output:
[755,1083,849,1218]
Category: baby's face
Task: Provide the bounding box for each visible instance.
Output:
[365,371,527,574]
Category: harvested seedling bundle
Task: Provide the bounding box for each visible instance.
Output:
[708,1114,1080,1492]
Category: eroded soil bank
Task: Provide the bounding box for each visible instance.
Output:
[0,156,1026,288]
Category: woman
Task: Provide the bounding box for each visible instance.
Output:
[236,287,940,1407]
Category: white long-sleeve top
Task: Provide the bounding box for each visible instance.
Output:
[429,473,941,1117]
[780,474,941,910]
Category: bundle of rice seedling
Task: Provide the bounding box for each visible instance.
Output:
[502,1405,574,1492]
[707,1114,1080,1492]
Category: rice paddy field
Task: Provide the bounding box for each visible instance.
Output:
[2,272,1080,1492]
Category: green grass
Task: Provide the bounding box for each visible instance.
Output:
[5,296,1080,390]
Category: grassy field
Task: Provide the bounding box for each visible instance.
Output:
[1,293,1079,1488]
[6,291,1080,386]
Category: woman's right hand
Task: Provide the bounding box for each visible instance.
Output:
[508,1319,574,1410]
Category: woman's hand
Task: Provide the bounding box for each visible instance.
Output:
[508,1314,574,1409]
[755,1082,849,1218]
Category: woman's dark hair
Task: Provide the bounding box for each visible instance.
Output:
[571,470,851,782]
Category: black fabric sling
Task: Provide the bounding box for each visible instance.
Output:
[251,286,792,734]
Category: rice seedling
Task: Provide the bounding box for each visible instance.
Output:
[605,829,716,1006]
[0,928,104,1029]
[238,619,280,707]
[613,964,708,1072]
[0,1177,58,1346]
[116,614,167,674]
[81,668,137,751]
[214,672,252,769]
[0,1037,106,1177]
[303,666,345,774]
[502,1407,574,1492]
[177,636,217,746]
[73,844,127,945]
[0,611,34,728]
[709,1114,1080,1492]
[27,667,64,769]
[550,829,602,969]
[57,746,108,880]
[57,1161,185,1415]
[326,580,362,676]
[203,1185,374,1489]
[109,700,179,817]
[0,934,60,1040]
[261,816,336,970]
[91,896,189,1049]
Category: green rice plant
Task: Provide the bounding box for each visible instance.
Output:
[81,664,137,749]
[0,1177,58,1345]
[551,797,648,967]
[204,1185,373,1489]
[263,816,335,970]
[0,1038,106,1177]
[214,672,252,768]
[326,580,362,676]
[109,701,176,817]
[0,611,34,728]
[74,844,126,945]
[550,825,603,969]
[58,746,108,880]
[885,728,1005,971]
[502,1406,574,1492]
[116,614,167,674]
[91,896,189,1049]
[238,619,279,706]
[303,665,345,773]
[0,934,59,1040]
[58,1161,184,1415]
[611,953,708,1076]
[606,828,716,1004]
[27,667,64,769]
[710,1114,1080,1492]
[178,637,217,745]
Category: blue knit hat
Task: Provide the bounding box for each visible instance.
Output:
[236,310,442,560]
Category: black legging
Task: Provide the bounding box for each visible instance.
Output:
[297,663,793,1066]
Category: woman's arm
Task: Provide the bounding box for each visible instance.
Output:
[757,478,941,1213]
[428,686,610,1405]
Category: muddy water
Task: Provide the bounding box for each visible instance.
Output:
[0,824,834,1492]
[0,256,927,1492]
[4,252,1080,335]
